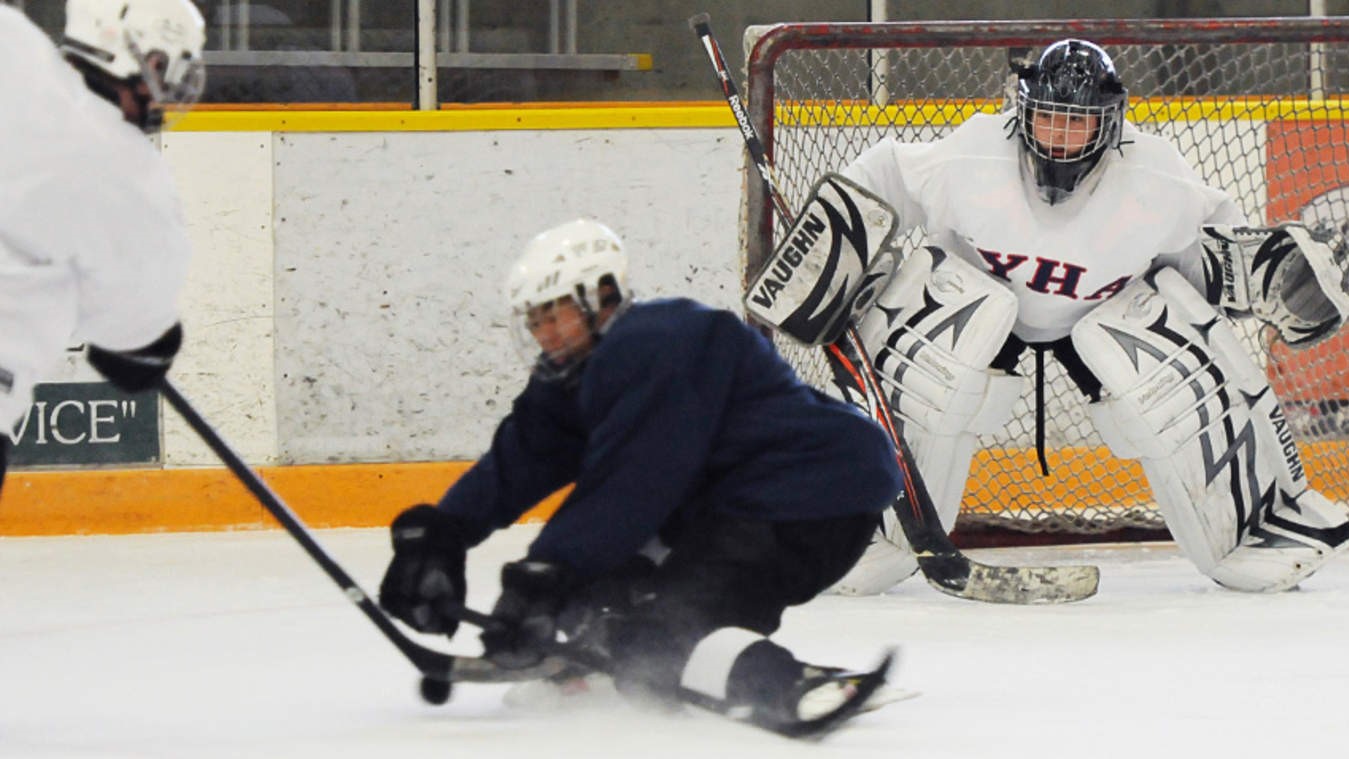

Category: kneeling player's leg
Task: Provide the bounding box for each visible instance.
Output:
[603,512,876,719]
[1073,268,1349,591]
[501,551,662,710]
[832,247,1023,594]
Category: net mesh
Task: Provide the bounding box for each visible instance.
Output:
[742,20,1349,535]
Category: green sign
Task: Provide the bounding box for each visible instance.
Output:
[7,382,160,467]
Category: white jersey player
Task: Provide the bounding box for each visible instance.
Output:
[828,38,1349,594]
[0,0,206,490]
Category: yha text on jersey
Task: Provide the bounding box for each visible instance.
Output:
[977,249,1132,302]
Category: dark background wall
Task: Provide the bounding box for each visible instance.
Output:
[13,0,1349,103]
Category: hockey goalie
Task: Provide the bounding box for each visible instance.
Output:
[771,38,1349,595]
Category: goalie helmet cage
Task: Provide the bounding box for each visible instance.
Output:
[741,18,1349,545]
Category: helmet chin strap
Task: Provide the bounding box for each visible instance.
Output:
[135,93,164,132]
[113,75,162,132]
[573,284,601,337]
[70,59,121,106]
[69,58,161,132]
[581,281,629,339]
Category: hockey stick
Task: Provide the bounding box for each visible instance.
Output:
[161,381,894,732]
[689,13,1099,604]
[157,378,568,702]
[443,602,895,740]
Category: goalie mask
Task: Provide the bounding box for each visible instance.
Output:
[61,0,207,133]
[1014,39,1127,205]
[504,219,631,380]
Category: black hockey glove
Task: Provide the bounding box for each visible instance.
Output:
[378,504,470,636]
[481,560,573,669]
[86,323,183,393]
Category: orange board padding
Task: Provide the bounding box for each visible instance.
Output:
[965,442,1348,512]
[0,444,1343,536]
[0,461,567,536]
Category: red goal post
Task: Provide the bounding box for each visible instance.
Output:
[740,18,1349,542]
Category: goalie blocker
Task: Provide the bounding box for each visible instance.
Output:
[744,174,901,346]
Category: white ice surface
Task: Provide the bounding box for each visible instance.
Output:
[3,525,1348,759]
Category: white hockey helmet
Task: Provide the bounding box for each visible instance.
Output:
[61,0,207,129]
[504,219,631,378]
[505,218,630,314]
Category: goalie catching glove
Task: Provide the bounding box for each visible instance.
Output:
[1201,223,1349,348]
[744,174,901,346]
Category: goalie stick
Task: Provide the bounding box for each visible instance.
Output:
[689,13,1099,604]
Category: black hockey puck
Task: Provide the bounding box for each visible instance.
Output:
[420,676,452,705]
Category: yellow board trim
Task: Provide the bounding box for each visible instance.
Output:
[171,104,736,132]
[167,96,1349,133]
[771,96,1349,128]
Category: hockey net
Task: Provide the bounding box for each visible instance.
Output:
[741,18,1349,539]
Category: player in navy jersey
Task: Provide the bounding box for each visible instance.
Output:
[377,218,903,725]
[825,38,1349,595]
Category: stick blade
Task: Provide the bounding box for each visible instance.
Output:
[446,654,572,684]
[921,556,1100,604]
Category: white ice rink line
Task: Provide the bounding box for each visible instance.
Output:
[3,525,1347,759]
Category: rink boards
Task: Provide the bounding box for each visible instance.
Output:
[1,104,1345,536]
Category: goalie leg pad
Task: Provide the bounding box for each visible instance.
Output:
[1073,268,1349,591]
[831,248,1022,595]
[859,246,1022,529]
[829,531,920,596]
[1212,489,1349,591]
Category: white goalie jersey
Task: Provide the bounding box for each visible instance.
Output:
[841,113,1246,342]
[830,111,1349,596]
[0,7,191,427]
